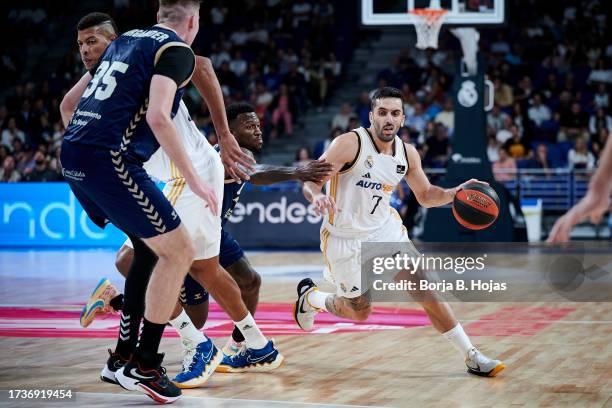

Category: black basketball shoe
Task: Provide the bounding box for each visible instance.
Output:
[115,352,181,404]
[100,349,129,385]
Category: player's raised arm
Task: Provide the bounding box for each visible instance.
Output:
[147,73,218,215]
[191,55,255,181]
[60,72,93,127]
[302,132,357,215]
[404,142,487,208]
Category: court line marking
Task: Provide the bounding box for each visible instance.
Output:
[77,391,389,407]
[2,305,612,325]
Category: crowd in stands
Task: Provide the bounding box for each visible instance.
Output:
[309,0,609,185]
[1,0,353,183]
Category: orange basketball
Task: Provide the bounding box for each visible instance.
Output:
[452,182,500,230]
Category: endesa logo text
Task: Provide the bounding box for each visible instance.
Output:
[228,196,322,224]
[0,183,125,247]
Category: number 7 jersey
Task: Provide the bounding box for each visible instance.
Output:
[63,26,193,163]
[323,127,409,239]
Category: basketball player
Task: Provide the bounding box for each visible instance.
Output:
[548,133,611,242]
[60,3,276,402]
[294,87,505,377]
[62,12,286,391]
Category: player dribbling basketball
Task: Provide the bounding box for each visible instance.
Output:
[294,86,505,377]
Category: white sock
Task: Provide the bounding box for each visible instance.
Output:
[443,323,474,359]
[169,309,206,344]
[234,312,268,349]
[306,289,330,311]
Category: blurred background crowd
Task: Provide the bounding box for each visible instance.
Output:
[1,0,609,197]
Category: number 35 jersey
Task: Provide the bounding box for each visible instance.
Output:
[323,127,409,239]
[63,26,193,163]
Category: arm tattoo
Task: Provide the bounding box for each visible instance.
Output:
[349,292,372,311]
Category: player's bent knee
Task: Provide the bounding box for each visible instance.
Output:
[115,245,133,277]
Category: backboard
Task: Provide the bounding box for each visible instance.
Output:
[361,0,505,26]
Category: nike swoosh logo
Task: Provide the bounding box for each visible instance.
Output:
[298,296,308,314]
[130,368,155,380]
[246,351,275,364]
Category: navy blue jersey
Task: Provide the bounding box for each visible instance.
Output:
[214,145,248,227]
[63,26,193,163]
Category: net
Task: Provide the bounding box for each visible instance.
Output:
[410,8,448,49]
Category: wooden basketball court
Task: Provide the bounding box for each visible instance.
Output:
[1,250,611,407]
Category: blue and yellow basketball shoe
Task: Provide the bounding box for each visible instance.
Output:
[216,340,284,373]
[80,278,118,327]
[172,338,223,388]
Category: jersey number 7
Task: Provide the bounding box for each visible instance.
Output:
[83,61,129,101]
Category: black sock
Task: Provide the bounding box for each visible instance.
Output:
[109,294,124,311]
[115,234,157,357]
[231,325,245,343]
[137,318,166,366]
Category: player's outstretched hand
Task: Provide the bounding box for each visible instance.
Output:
[297,159,334,183]
[547,190,611,243]
[188,177,219,216]
[219,131,256,182]
[313,193,338,216]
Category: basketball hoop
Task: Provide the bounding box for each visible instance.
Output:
[410,8,448,50]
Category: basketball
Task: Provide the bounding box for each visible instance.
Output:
[452,182,500,230]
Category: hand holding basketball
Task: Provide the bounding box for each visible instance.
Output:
[452,180,500,230]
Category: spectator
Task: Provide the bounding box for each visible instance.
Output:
[405,102,428,136]
[1,117,26,148]
[487,105,510,133]
[487,136,500,163]
[216,61,240,93]
[493,77,513,108]
[434,98,454,135]
[528,94,552,127]
[0,145,8,164]
[592,128,608,163]
[514,76,533,106]
[270,84,295,137]
[313,127,342,159]
[356,91,371,127]
[252,82,274,123]
[592,82,609,110]
[1,156,20,182]
[492,148,517,182]
[294,147,312,167]
[423,124,450,168]
[567,137,595,170]
[559,102,589,141]
[23,150,59,182]
[588,108,612,136]
[496,116,514,144]
[347,117,360,132]
[229,50,248,77]
[527,144,552,176]
[503,124,530,159]
[331,103,356,131]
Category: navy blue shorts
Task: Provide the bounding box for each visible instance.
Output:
[219,229,244,268]
[176,228,245,305]
[61,142,181,238]
[180,275,210,305]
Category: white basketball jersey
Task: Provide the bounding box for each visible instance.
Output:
[323,127,409,238]
[144,100,217,182]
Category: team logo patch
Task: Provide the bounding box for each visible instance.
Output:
[396,165,406,174]
[365,156,374,169]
